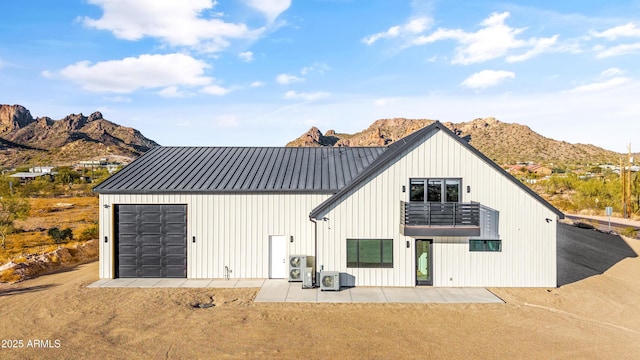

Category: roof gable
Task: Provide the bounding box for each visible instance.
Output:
[309,121,564,219]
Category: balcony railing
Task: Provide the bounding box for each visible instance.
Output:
[400,201,481,236]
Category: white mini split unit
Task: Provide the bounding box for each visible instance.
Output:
[288,255,307,282]
[319,271,340,291]
[302,267,313,289]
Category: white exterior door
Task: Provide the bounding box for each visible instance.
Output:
[269,235,287,278]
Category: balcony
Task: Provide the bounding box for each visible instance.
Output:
[400,201,481,237]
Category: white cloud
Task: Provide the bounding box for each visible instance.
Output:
[363,17,432,45]
[238,51,254,62]
[57,53,212,93]
[104,95,132,103]
[276,73,303,84]
[506,35,558,62]
[570,77,630,92]
[201,84,230,95]
[412,12,558,65]
[591,23,640,40]
[300,62,330,75]
[284,90,330,101]
[595,42,640,58]
[461,70,515,89]
[601,67,623,77]
[250,81,265,87]
[158,86,187,98]
[244,0,291,22]
[83,0,262,52]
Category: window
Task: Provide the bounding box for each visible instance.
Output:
[469,239,502,252]
[410,178,460,203]
[347,239,393,268]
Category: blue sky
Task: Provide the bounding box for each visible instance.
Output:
[1,0,639,153]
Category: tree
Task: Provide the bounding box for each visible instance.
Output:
[0,196,30,249]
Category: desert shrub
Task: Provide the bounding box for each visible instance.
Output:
[620,227,638,238]
[0,268,21,283]
[48,227,73,244]
[79,225,98,241]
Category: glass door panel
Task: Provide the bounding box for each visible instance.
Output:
[416,239,433,285]
[427,179,442,202]
[445,179,460,202]
[410,179,425,202]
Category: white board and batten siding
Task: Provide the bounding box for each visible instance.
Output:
[315,130,558,287]
[99,193,329,279]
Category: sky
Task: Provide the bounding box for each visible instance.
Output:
[1,0,639,153]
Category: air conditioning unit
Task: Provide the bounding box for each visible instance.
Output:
[302,267,313,289]
[319,271,340,291]
[288,255,306,282]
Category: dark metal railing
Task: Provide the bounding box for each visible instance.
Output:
[400,201,480,227]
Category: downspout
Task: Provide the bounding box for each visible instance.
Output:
[309,216,318,288]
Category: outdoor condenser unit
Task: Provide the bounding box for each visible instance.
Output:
[288,255,306,282]
[319,271,340,291]
[302,267,313,289]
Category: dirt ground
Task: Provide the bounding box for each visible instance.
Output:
[0,239,638,359]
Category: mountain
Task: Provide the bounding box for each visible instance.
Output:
[287,117,622,166]
[0,104,158,168]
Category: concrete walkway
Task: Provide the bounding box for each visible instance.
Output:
[88,278,503,304]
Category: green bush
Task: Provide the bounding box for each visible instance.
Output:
[79,225,99,241]
[48,227,73,244]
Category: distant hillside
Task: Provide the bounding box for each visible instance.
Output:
[287,117,622,166]
[0,104,158,167]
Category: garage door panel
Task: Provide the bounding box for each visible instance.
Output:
[140,212,162,223]
[118,224,138,235]
[118,234,137,245]
[165,256,186,266]
[140,245,162,255]
[165,244,186,255]
[164,223,187,235]
[140,255,162,265]
[118,244,137,256]
[141,266,163,278]
[118,255,137,266]
[118,267,138,278]
[115,204,187,278]
[140,223,162,234]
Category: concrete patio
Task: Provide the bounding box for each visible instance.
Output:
[88,278,503,304]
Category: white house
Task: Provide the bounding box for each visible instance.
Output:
[94,121,563,287]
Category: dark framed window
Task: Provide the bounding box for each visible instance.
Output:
[410,178,460,203]
[347,239,393,268]
[469,239,502,252]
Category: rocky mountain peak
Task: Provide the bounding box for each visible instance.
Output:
[0,104,35,133]
[0,104,159,167]
[287,117,621,165]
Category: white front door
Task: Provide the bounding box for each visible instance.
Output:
[269,235,287,278]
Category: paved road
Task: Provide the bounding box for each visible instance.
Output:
[565,214,640,237]
[557,222,638,286]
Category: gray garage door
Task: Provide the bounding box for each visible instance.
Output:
[115,204,187,278]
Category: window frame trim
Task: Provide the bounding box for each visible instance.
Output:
[409,177,463,203]
[469,239,502,252]
[346,238,394,268]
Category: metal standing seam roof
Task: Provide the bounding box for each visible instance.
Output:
[93,146,387,194]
